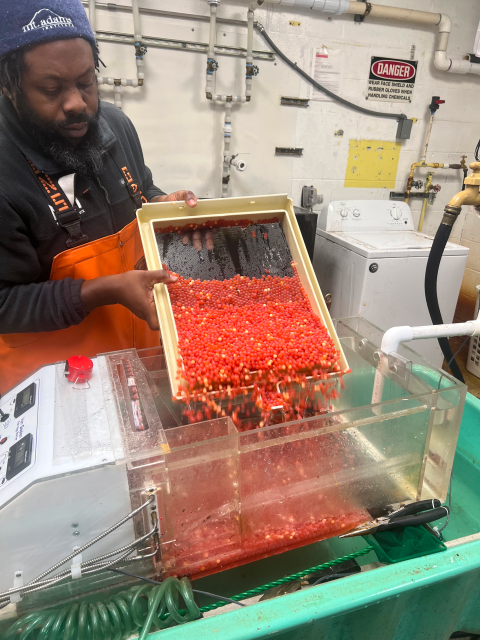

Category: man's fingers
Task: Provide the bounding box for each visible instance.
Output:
[164,190,198,208]
[184,190,198,208]
[149,269,178,285]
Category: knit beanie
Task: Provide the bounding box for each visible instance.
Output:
[0,0,95,58]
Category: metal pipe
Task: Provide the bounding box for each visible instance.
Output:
[444,162,480,210]
[95,30,274,60]
[418,172,433,233]
[405,162,461,203]
[82,2,250,28]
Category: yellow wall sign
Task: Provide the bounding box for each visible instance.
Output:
[344,139,401,188]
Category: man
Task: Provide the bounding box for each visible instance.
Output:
[0,0,197,393]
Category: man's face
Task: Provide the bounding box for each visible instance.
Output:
[13,38,99,144]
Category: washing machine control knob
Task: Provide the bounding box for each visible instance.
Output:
[390,205,401,221]
[340,208,348,218]
[352,208,361,217]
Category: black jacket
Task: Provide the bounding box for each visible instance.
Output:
[0,96,164,334]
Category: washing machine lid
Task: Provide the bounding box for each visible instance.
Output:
[316,229,469,258]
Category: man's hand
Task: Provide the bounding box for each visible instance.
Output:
[81,270,178,331]
[151,190,197,208]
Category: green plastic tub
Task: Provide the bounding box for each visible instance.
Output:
[151,391,480,640]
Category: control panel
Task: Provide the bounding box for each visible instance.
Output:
[0,380,39,490]
[318,200,415,233]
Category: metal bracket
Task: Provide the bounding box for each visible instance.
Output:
[275,147,303,157]
[387,353,412,381]
[354,0,367,22]
[281,97,310,108]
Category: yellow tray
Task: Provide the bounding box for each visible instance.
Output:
[137,194,349,398]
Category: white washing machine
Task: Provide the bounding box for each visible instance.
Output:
[313,200,469,368]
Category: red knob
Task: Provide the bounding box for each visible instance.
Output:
[66,355,94,383]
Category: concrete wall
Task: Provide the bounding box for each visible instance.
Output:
[91,0,480,315]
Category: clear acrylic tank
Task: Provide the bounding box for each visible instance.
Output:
[104,316,466,579]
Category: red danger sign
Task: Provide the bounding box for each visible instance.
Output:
[371,59,416,81]
[367,56,418,103]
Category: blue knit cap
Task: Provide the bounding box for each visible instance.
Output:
[0,0,95,58]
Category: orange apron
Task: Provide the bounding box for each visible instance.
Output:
[0,160,158,394]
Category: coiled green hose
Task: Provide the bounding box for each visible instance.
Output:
[2,577,199,640]
[3,547,373,640]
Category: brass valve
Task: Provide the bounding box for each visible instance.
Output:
[464,162,480,186]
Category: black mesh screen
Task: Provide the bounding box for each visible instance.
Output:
[156,222,294,280]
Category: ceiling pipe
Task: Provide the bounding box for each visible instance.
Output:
[252,0,480,76]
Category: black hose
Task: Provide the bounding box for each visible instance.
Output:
[254,22,406,124]
[424,223,465,382]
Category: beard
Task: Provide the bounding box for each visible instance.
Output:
[15,94,104,176]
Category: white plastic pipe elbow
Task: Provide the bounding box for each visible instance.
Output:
[434,50,452,72]
[381,316,480,356]
[380,326,414,355]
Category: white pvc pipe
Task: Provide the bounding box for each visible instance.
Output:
[89,0,96,33]
[132,0,142,42]
[114,85,123,109]
[95,0,144,107]
[206,3,218,98]
[246,9,254,98]
[381,319,480,356]
[222,102,233,198]
[208,3,217,58]
[136,57,144,81]
[371,316,480,404]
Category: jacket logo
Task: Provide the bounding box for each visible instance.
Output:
[22,9,74,33]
